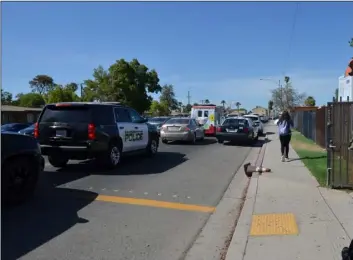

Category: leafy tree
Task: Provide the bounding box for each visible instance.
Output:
[268,100,273,117]
[204,99,210,104]
[178,101,183,112]
[185,104,192,112]
[193,103,199,106]
[65,82,78,92]
[1,89,13,105]
[84,59,162,113]
[159,84,178,110]
[304,96,316,106]
[271,76,306,111]
[16,93,45,108]
[29,75,54,95]
[221,100,226,108]
[148,100,169,116]
[47,85,80,103]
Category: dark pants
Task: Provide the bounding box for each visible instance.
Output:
[279,134,291,158]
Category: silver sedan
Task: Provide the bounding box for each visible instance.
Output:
[160,118,205,144]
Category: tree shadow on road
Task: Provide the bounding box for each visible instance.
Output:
[266,131,276,135]
[1,188,98,260]
[52,152,188,176]
[223,138,271,148]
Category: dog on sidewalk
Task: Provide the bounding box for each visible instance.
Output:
[342,239,353,260]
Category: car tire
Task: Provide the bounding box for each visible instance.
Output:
[162,139,168,144]
[2,156,40,206]
[191,133,196,144]
[48,155,69,168]
[146,138,159,157]
[217,139,224,144]
[103,143,122,169]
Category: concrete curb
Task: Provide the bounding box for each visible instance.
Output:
[224,136,269,260]
[224,174,259,260]
[183,145,261,260]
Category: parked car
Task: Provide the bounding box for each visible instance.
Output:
[216,117,258,144]
[1,132,44,206]
[148,117,171,135]
[35,102,160,169]
[160,117,204,144]
[18,123,35,136]
[244,114,264,136]
[1,123,32,133]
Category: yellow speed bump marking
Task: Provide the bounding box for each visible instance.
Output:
[250,213,299,236]
[95,195,216,213]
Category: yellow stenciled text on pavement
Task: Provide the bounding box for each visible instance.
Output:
[250,213,299,236]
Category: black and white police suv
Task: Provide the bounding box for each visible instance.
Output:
[35,102,159,169]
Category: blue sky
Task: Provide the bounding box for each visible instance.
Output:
[2,2,353,110]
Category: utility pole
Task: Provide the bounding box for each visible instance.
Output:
[187,90,191,105]
[80,83,84,101]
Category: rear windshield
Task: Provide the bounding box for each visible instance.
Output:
[40,105,91,123]
[166,118,190,124]
[223,119,248,126]
[245,116,259,121]
[149,117,169,123]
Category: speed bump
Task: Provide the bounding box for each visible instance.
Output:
[250,213,299,236]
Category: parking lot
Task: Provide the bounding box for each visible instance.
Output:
[2,137,260,260]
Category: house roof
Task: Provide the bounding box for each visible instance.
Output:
[1,105,43,112]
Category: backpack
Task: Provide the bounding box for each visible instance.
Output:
[342,239,353,260]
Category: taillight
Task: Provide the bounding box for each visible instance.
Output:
[88,123,96,140]
[217,127,222,132]
[34,123,39,139]
[183,127,190,131]
[243,127,249,133]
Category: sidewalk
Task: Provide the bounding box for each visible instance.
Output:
[226,125,353,260]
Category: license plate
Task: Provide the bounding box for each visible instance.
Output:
[226,129,238,133]
[168,127,179,131]
[56,130,67,137]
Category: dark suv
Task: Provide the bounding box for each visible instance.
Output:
[35,102,159,168]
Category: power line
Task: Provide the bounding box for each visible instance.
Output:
[282,2,300,76]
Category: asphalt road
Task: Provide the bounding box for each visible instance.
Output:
[2,137,260,260]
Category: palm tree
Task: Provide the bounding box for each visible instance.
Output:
[205,99,210,104]
[221,100,226,108]
[235,102,241,115]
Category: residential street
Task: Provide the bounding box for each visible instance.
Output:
[2,138,255,260]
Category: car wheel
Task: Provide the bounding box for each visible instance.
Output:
[104,143,122,169]
[191,133,196,144]
[162,139,168,144]
[2,156,40,206]
[146,138,159,157]
[217,139,224,144]
[48,155,69,168]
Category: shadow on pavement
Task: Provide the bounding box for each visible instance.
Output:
[52,151,188,176]
[266,131,276,135]
[223,138,271,148]
[289,155,327,162]
[166,138,217,146]
[1,188,98,260]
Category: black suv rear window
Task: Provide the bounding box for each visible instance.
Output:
[223,119,248,126]
[40,105,91,123]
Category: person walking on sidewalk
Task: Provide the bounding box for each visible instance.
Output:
[276,110,294,162]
